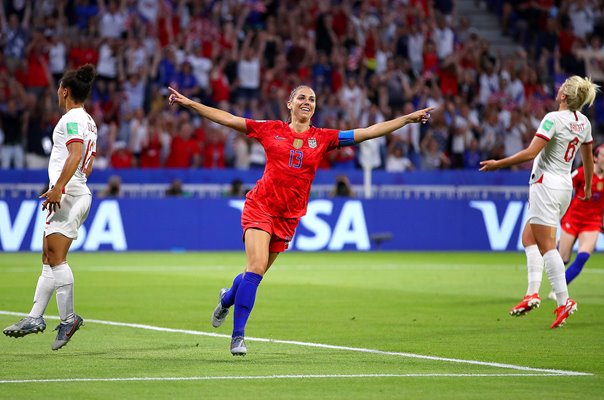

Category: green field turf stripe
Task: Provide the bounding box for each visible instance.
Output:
[0,311,592,377]
[0,373,581,384]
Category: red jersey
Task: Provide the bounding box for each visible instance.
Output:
[245,120,340,218]
[564,166,604,222]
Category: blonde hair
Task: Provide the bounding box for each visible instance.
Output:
[562,76,601,112]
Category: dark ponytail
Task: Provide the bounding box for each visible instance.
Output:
[61,63,96,103]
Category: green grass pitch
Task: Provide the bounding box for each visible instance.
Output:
[1,252,603,399]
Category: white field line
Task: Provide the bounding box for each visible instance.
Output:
[0,373,582,384]
[0,311,591,377]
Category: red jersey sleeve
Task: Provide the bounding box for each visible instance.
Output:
[321,128,340,152]
[245,119,277,141]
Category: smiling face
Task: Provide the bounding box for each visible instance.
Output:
[287,86,316,124]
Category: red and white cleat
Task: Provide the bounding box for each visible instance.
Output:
[551,298,577,329]
[509,293,541,317]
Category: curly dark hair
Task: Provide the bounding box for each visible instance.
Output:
[60,64,96,103]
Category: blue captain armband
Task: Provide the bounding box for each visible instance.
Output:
[338,130,355,147]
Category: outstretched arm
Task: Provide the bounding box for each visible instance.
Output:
[480,136,547,171]
[168,87,248,133]
[353,107,434,144]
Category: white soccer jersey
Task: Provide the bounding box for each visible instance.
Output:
[530,110,593,189]
[48,107,97,196]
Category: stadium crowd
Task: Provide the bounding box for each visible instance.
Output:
[0,0,602,172]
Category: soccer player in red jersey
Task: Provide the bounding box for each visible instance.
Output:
[168,85,433,355]
[557,144,604,290]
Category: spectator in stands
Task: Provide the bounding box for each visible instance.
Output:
[96,38,119,84]
[385,143,415,172]
[575,33,604,87]
[47,30,67,86]
[202,122,226,169]
[480,105,504,158]
[463,138,482,169]
[24,94,53,169]
[174,61,200,100]
[236,32,262,109]
[185,46,212,103]
[128,108,148,166]
[0,3,31,73]
[421,133,450,170]
[139,116,165,169]
[232,135,250,170]
[97,0,127,39]
[110,141,132,168]
[68,34,99,69]
[0,97,26,168]
[164,121,200,168]
[433,15,455,61]
[568,0,596,41]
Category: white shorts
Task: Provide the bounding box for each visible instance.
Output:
[527,184,571,227]
[45,194,92,239]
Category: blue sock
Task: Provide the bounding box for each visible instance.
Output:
[221,273,243,308]
[232,272,263,338]
[566,252,590,284]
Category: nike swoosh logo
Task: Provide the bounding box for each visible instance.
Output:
[275,136,286,140]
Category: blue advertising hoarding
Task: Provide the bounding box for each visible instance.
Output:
[3,197,601,252]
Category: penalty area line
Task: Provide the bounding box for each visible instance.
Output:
[0,311,592,377]
[0,373,580,384]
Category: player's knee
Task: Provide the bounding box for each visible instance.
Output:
[245,261,267,276]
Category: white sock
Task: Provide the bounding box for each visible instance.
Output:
[543,249,569,306]
[525,245,544,295]
[52,262,75,323]
[28,264,55,318]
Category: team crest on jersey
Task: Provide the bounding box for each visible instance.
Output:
[293,138,304,149]
[598,182,603,191]
[308,137,317,148]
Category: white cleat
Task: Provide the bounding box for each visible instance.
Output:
[230,336,247,356]
[211,288,230,328]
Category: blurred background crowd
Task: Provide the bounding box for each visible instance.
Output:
[0,0,602,173]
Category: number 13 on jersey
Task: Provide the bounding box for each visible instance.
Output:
[289,150,303,168]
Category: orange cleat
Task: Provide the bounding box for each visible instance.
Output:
[551,298,577,329]
[509,293,541,316]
